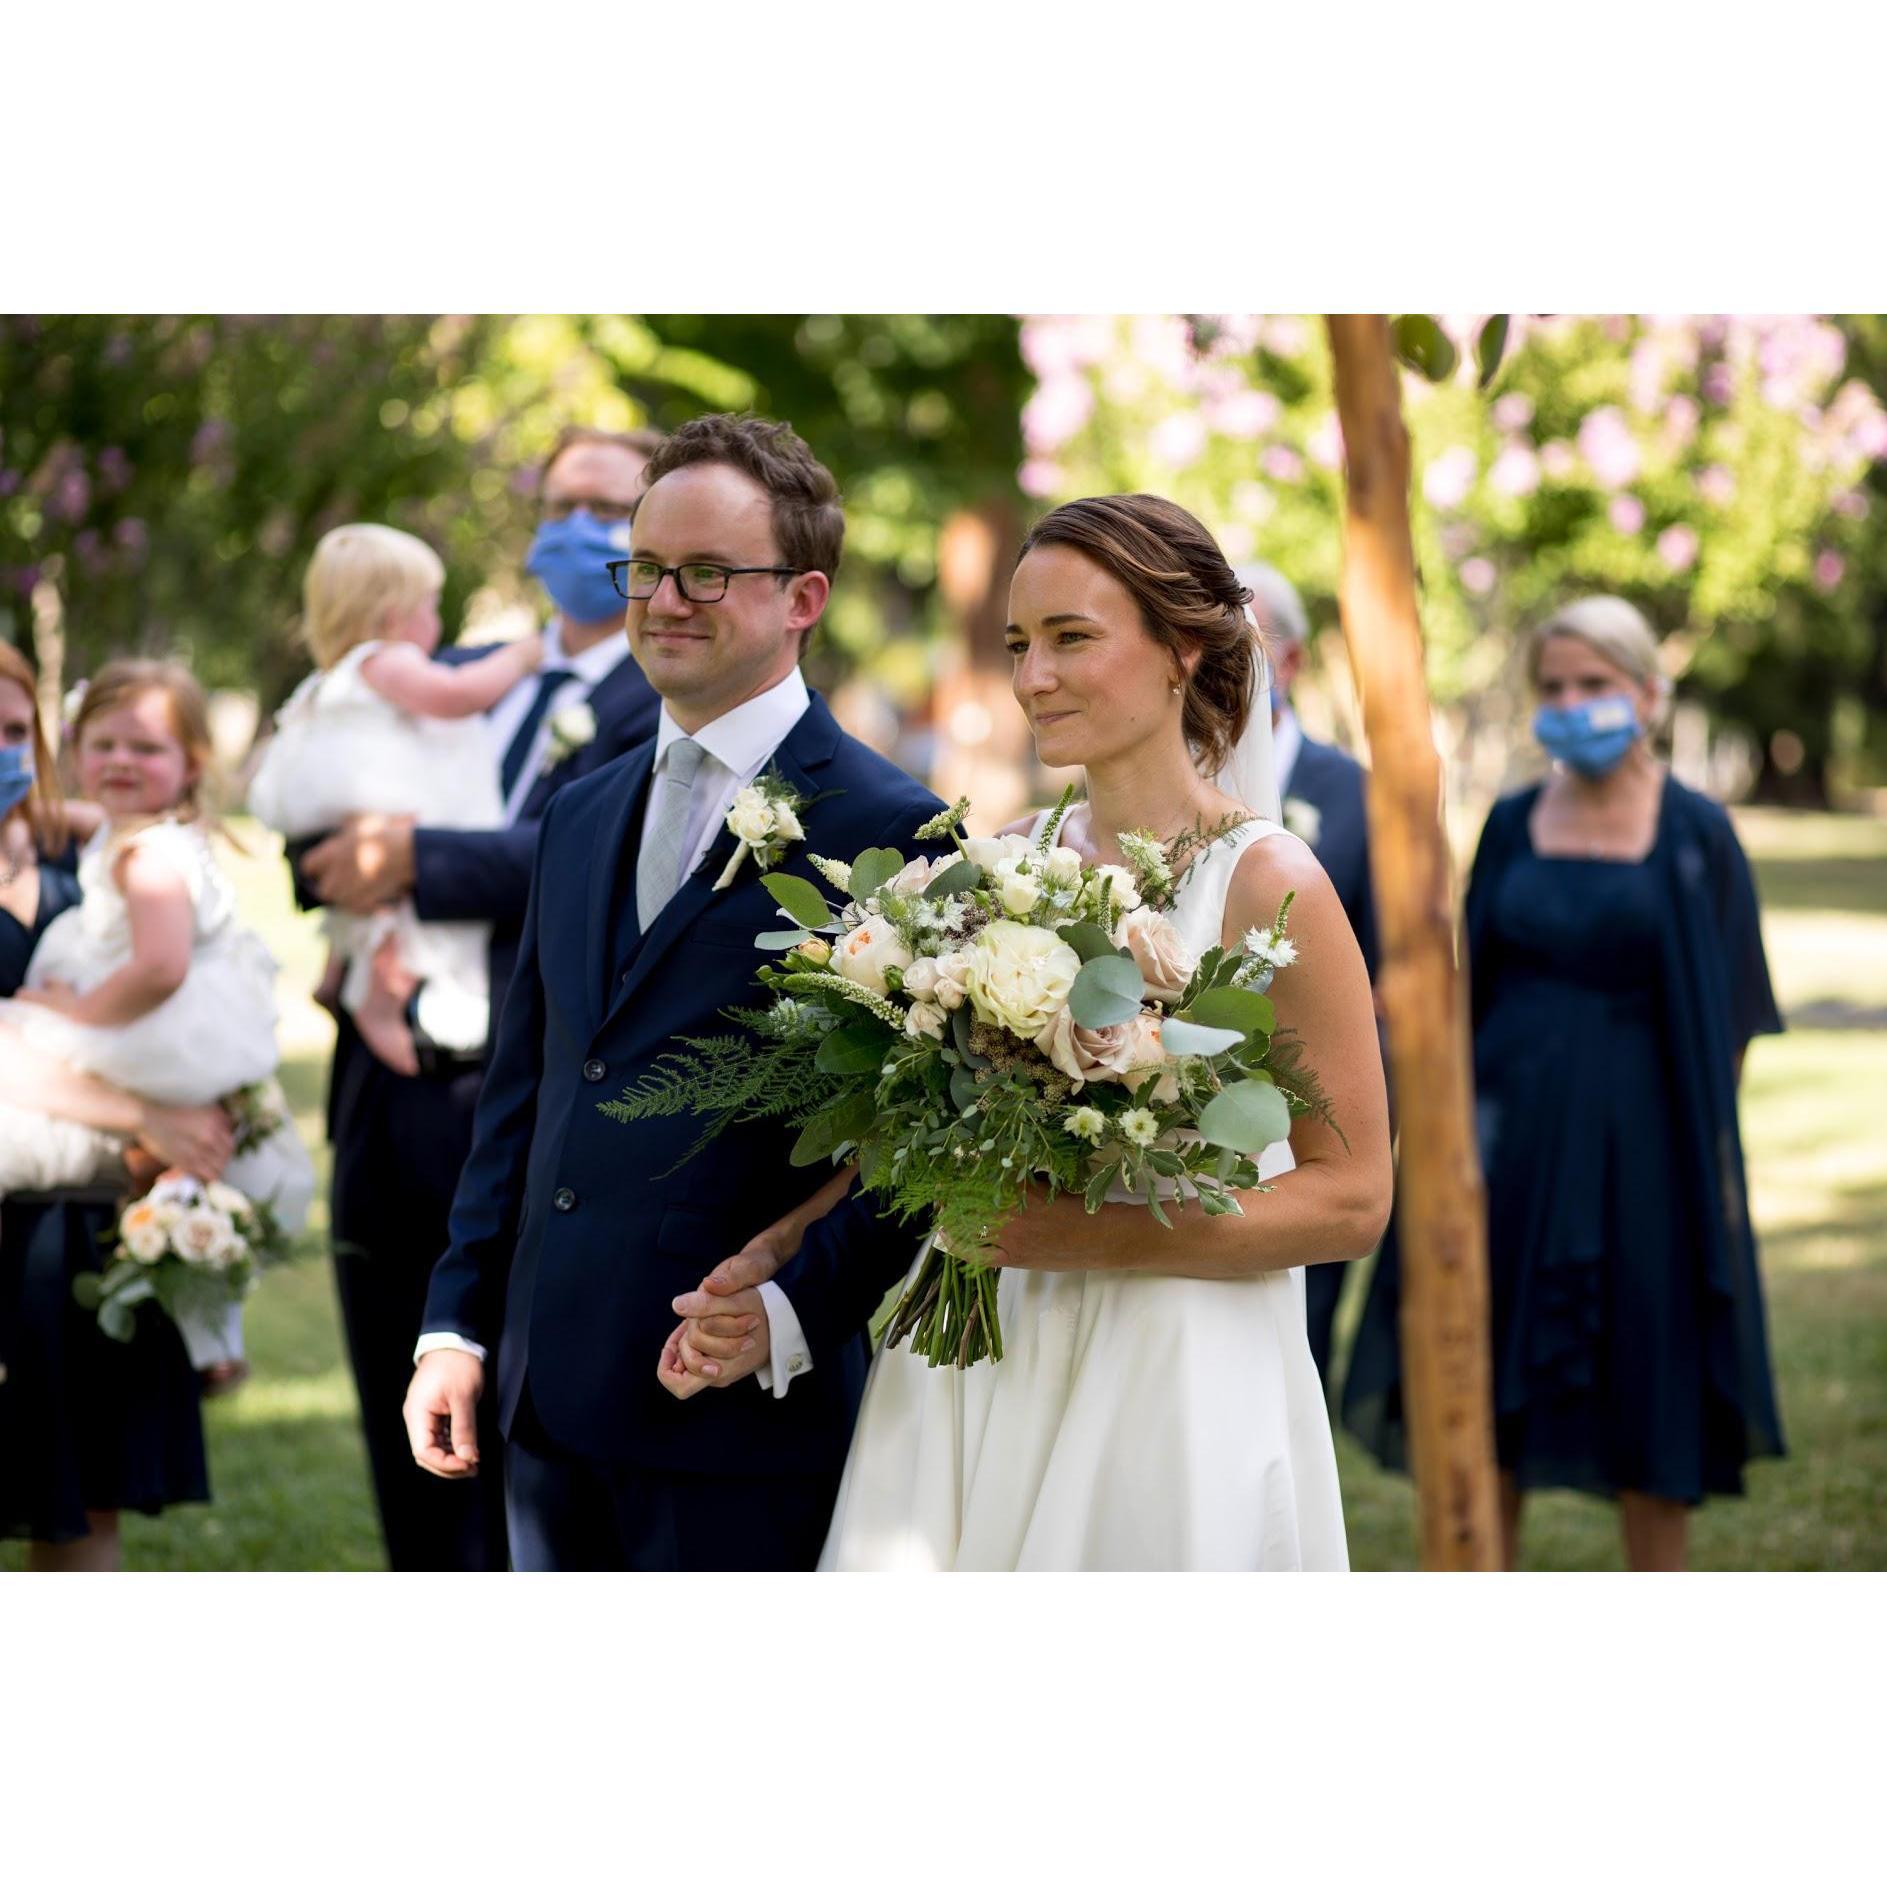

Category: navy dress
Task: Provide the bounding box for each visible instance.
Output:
[0,857,210,1544]
[1343,776,1786,1505]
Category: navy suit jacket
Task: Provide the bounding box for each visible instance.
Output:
[421,692,945,1476]
[1285,733,1380,983]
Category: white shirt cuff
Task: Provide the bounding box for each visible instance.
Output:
[414,1330,488,1365]
[752,1280,812,1399]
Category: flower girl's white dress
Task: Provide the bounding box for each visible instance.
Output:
[819,819,1349,1571]
[246,637,505,1054]
[0,818,314,1233]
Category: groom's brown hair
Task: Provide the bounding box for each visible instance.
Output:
[641,414,845,584]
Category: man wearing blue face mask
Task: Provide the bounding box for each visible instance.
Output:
[295,423,664,1571]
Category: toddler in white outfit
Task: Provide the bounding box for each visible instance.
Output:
[247,523,544,1074]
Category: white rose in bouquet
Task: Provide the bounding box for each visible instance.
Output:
[1033,1007,1142,1088]
[902,956,941,999]
[727,787,777,845]
[1040,845,1086,886]
[993,858,1044,915]
[887,854,953,897]
[904,1000,947,1040]
[834,914,914,994]
[174,1206,238,1269]
[120,1199,170,1264]
[963,833,1030,874]
[771,801,805,843]
[206,1182,251,1220]
[962,921,1080,1039]
[1116,906,1197,1003]
[1088,863,1142,916]
[1119,1010,1181,1102]
[931,949,973,1010]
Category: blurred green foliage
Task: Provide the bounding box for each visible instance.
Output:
[0,314,1025,711]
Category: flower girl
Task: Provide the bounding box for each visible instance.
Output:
[247,523,543,1073]
[0,660,316,1249]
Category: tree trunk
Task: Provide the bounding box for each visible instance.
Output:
[1324,315,1501,1571]
[930,500,1036,829]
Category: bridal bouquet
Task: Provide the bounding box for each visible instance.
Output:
[602,792,1332,1367]
[74,1172,290,1369]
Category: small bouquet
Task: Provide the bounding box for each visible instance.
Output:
[75,1172,290,1369]
[223,1078,289,1157]
[602,791,1333,1368]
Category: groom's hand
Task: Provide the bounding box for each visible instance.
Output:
[404,1349,484,1477]
[304,813,417,914]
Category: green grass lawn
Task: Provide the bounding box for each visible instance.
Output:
[6,808,1883,1571]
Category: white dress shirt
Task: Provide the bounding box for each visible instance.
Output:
[490,618,631,825]
[416,665,819,1400]
[1271,704,1303,803]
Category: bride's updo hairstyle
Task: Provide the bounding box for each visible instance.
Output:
[1017,494,1261,775]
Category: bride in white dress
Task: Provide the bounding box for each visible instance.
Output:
[676,494,1392,1571]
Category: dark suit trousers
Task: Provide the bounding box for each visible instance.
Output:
[503,1382,840,1572]
[328,1021,510,1571]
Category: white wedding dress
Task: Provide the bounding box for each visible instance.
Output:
[819,816,1349,1571]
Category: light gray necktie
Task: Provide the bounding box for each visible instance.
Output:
[635,737,705,930]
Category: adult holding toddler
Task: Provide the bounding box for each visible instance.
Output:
[287,425,662,1571]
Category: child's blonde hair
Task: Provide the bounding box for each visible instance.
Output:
[301,523,445,669]
[71,658,217,823]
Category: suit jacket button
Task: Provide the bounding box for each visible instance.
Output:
[583,1059,606,1083]
[552,1188,577,1213]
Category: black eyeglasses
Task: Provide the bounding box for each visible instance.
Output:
[607,558,805,603]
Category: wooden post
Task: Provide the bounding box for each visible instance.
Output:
[1324,314,1501,1571]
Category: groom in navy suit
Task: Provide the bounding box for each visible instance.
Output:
[1238,563,1382,1395]
[404,414,942,1570]
[299,425,664,1570]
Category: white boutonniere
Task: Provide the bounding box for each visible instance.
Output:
[541,701,597,775]
[714,766,808,890]
[1282,795,1323,848]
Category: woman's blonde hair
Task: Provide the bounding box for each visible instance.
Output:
[0,642,68,854]
[1528,595,1671,707]
[71,658,217,823]
[301,523,445,669]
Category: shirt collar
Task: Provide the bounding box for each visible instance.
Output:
[654,667,811,778]
[543,615,631,686]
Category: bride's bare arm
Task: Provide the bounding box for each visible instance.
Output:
[988,833,1392,1279]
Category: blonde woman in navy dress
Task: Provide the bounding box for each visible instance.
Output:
[1345,597,1785,1570]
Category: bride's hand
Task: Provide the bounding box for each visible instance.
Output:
[656,1323,713,1400]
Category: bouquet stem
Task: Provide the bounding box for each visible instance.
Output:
[883,1235,1005,1368]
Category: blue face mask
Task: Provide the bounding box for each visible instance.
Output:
[526,509,633,626]
[1533,695,1641,778]
[0,743,34,821]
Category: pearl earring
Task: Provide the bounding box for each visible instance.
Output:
[1171,683,1182,697]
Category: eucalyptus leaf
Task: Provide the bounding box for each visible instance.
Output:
[754,927,812,951]
[1159,1017,1245,1057]
[1057,921,1121,963]
[761,872,832,933]
[1181,986,1275,1036]
[98,1300,136,1343]
[1476,314,1510,389]
[849,847,906,901]
[923,857,980,899]
[71,1272,105,1310]
[1067,954,1145,1028]
[950,1067,983,1114]
[1198,1078,1292,1155]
